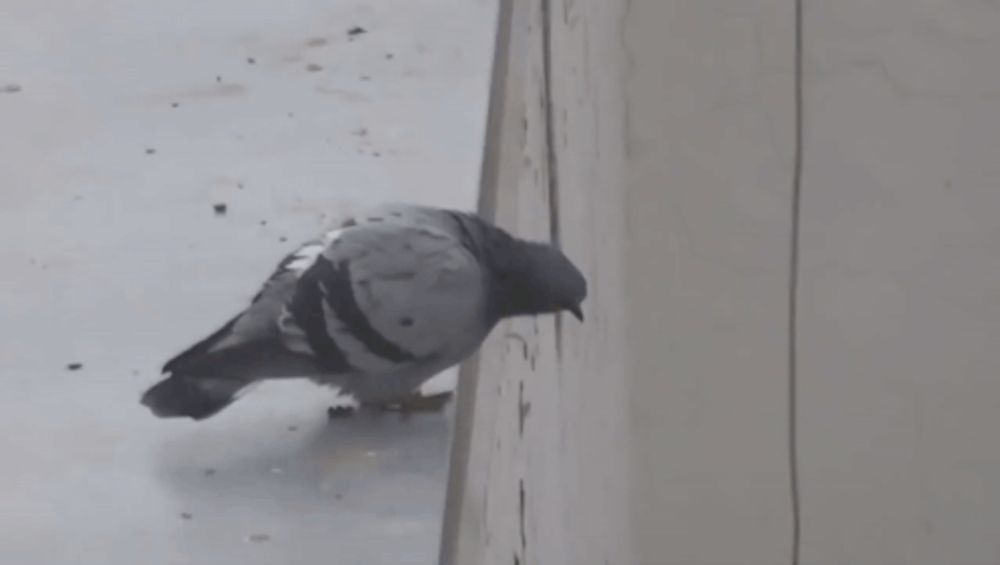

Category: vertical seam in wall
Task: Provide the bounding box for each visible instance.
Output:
[540,0,564,358]
[788,0,804,564]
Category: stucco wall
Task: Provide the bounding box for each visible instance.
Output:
[623,2,797,564]
[445,0,1000,564]
[798,2,1000,563]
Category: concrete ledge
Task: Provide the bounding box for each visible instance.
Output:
[441,1,633,564]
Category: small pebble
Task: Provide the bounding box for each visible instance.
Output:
[216,75,222,83]
[66,363,83,371]
[247,533,271,543]
[347,26,367,37]
[247,57,256,64]
[213,203,228,215]
[171,102,179,108]
[287,425,298,432]
[180,512,193,520]
[2,84,22,93]
[145,148,156,155]
[385,53,394,60]
[306,63,323,72]
[204,468,217,477]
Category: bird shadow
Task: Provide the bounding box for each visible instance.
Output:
[152,404,454,518]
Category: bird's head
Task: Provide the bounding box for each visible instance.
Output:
[449,211,588,323]
[488,238,588,322]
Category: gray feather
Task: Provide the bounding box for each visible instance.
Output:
[142,203,586,420]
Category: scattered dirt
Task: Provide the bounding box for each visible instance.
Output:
[305,37,328,48]
[180,512,193,520]
[2,84,21,93]
[171,102,179,108]
[287,425,298,432]
[306,63,323,72]
[145,148,156,155]
[203,468,217,477]
[247,533,271,543]
[246,57,256,65]
[385,53,394,60]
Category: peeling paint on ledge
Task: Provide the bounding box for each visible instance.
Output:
[441,0,632,564]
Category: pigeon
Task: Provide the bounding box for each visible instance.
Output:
[140,203,587,420]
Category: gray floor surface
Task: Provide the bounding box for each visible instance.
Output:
[0,0,494,563]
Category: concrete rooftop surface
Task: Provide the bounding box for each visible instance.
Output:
[0,0,494,563]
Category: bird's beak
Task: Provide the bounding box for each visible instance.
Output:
[568,305,584,322]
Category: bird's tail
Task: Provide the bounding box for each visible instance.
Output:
[141,374,247,420]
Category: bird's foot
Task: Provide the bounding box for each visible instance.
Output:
[366,391,454,414]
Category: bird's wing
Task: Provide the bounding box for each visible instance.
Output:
[161,222,351,374]
[161,204,480,377]
[280,219,486,376]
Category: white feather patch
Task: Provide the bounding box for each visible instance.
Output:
[278,306,314,355]
[285,229,345,273]
[322,228,344,244]
[286,243,326,272]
